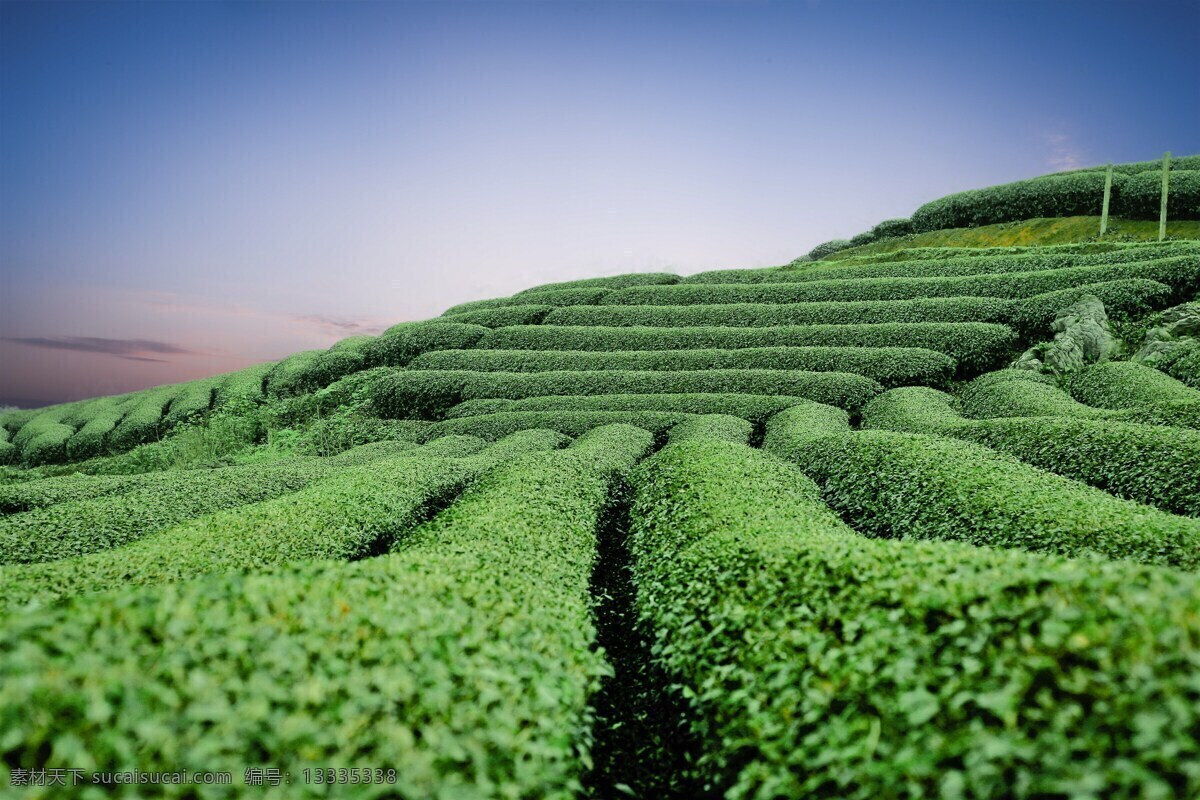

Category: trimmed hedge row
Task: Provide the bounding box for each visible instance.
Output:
[863,387,1200,517]
[65,401,129,461]
[162,378,218,427]
[514,271,680,295]
[545,279,1170,332]
[0,473,144,515]
[765,404,1200,568]
[371,369,883,420]
[0,425,651,797]
[960,369,1103,419]
[11,408,69,451]
[910,167,1200,232]
[960,369,1200,429]
[0,407,39,436]
[1069,361,1200,409]
[107,386,176,452]
[0,426,13,466]
[665,413,752,445]
[1118,170,1200,218]
[445,393,816,424]
[1009,279,1173,331]
[435,305,554,329]
[16,420,76,467]
[478,322,1016,371]
[1157,338,1200,388]
[266,348,366,398]
[0,460,342,566]
[442,287,611,316]
[0,430,567,610]
[410,346,956,388]
[628,437,1200,799]
[433,411,696,442]
[256,322,495,399]
[603,256,1199,307]
[687,241,1199,285]
[361,321,487,367]
[215,362,274,404]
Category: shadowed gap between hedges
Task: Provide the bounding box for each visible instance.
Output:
[584,476,714,800]
[347,477,475,562]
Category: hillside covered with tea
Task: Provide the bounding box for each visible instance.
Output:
[2,156,1200,799]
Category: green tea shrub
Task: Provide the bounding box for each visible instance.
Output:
[435,304,554,327]
[871,216,914,238]
[411,346,955,388]
[1011,279,1173,331]
[0,407,38,436]
[0,460,349,565]
[65,401,129,460]
[0,430,566,609]
[10,408,69,451]
[1157,338,1200,388]
[515,272,680,295]
[911,171,1112,232]
[604,256,1198,306]
[628,438,1200,799]
[863,387,1200,516]
[107,387,176,452]
[266,347,367,398]
[434,411,695,441]
[547,298,1013,328]
[766,406,1200,568]
[445,392,814,423]
[480,323,1016,372]
[0,426,651,797]
[1070,360,1200,408]
[361,321,487,367]
[807,239,851,260]
[665,413,751,445]
[0,473,160,515]
[162,378,218,427]
[960,369,1102,419]
[686,241,1199,285]
[442,287,611,316]
[19,424,75,467]
[215,362,274,404]
[1116,170,1200,218]
[371,369,883,420]
[294,413,431,456]
[546,280,1169,331]
[265,367,398,428]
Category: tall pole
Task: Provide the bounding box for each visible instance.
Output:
[1100,163,1113,238]
[1159,151,1171,241]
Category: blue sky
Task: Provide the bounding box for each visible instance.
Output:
[2,0,1198,406]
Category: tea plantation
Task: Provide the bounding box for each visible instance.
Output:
[3,159,1200,798]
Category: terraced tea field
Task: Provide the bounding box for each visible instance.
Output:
[2,161,1200,798]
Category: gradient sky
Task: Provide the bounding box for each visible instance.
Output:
[2,0,1198,406]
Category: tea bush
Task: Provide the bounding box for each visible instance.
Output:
[765,404,1200,568]
[478,322,1016,371]
[628,438,1200,799]
[410,346,955,388]
[371,369,882,420]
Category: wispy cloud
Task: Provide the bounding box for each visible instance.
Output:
[136,292,392,339]
[1043,132,1084,171]
[290,314,390,337]
[2,336,200,363]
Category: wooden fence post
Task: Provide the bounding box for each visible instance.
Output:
[1100,163,1113,238]
[1159,151,1171,241]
